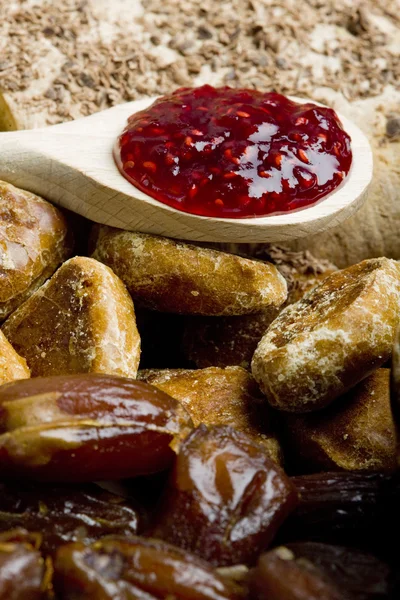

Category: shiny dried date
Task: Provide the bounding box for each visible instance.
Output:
[150,425,298,566]
[249,546,347,600]
[250,542,391,600]
[280,472,400,553]
[282,542,391,599]
[0,482,139,557]
[54,536,239,600]
[0,528,51,600]
[0,373,192,481]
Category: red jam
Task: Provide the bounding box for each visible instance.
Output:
[114,85,352,218]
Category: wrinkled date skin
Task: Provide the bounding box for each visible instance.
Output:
[280,472,400,554]
[0,529,50,600]
[54,536,239,600]
[250,542,391,600]
[283,543,391,600]
[150,425,298,566]
[0,482,139,557]
[249,546,347,600]
[0,373,192,481]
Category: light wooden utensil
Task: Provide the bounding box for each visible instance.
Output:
[0,96,372,243]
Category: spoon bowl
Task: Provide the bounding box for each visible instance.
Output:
[0,96,372,243]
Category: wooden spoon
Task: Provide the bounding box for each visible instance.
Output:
[0,96,372,243]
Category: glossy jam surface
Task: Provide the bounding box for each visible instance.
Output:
[115,86,352,218]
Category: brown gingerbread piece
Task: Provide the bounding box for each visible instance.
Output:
[0,180,72,321]
[139,366,282,463]
[284,369,397,473]
[252,258,400,412]
[91,227,287,316]
[0,330,30,384]
[2,256,140,378]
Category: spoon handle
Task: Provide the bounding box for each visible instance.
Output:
[0,129,68,193]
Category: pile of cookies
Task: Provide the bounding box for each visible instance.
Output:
[0,179,399,599]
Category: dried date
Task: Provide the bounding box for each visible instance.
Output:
[0,482,139,557]
[280,472,400,555]
[53,536,239,599]
[150,424,298,566]
[250,542,391,600]
[0,529,51,599]
[0,373,192,481]
[249,545,346,600]
[283,543,391,599]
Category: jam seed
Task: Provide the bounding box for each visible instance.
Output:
[318,133,328,142]
[143,161,157,173]
[237,111,250,118]
[191,129,203,136]
[295,117,309,126]
[189,184,198,198]
[210,167,221,175]
[224,148,240,164]
[298,149,309,164]
[185,136,193,146]
[215,198,224,206]
[224,172,238,179]
[165,153,175,166]
[259,170,271,178]
[123,161,135,169]
[333,142,342,156]
[275,154,283,167]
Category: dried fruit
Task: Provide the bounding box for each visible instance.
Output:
[0,529,51,599]
[284,543,391,599]
[283,369,397,473]
[0,180,72,321]
[0,482,139,556]
[139,366,282,463]
[2,256,141,378]
[0,329,30,385]
[249,542,391,600]
[91,227,287,316]
[150,425,298,566]
[252,258,400,412]
[281,471,400,553]
[250,546,347,600]
[0,373,192,481]
[182,310,279,370]
[54,536,239,599]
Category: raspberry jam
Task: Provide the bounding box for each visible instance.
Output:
[114,86,352,218]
